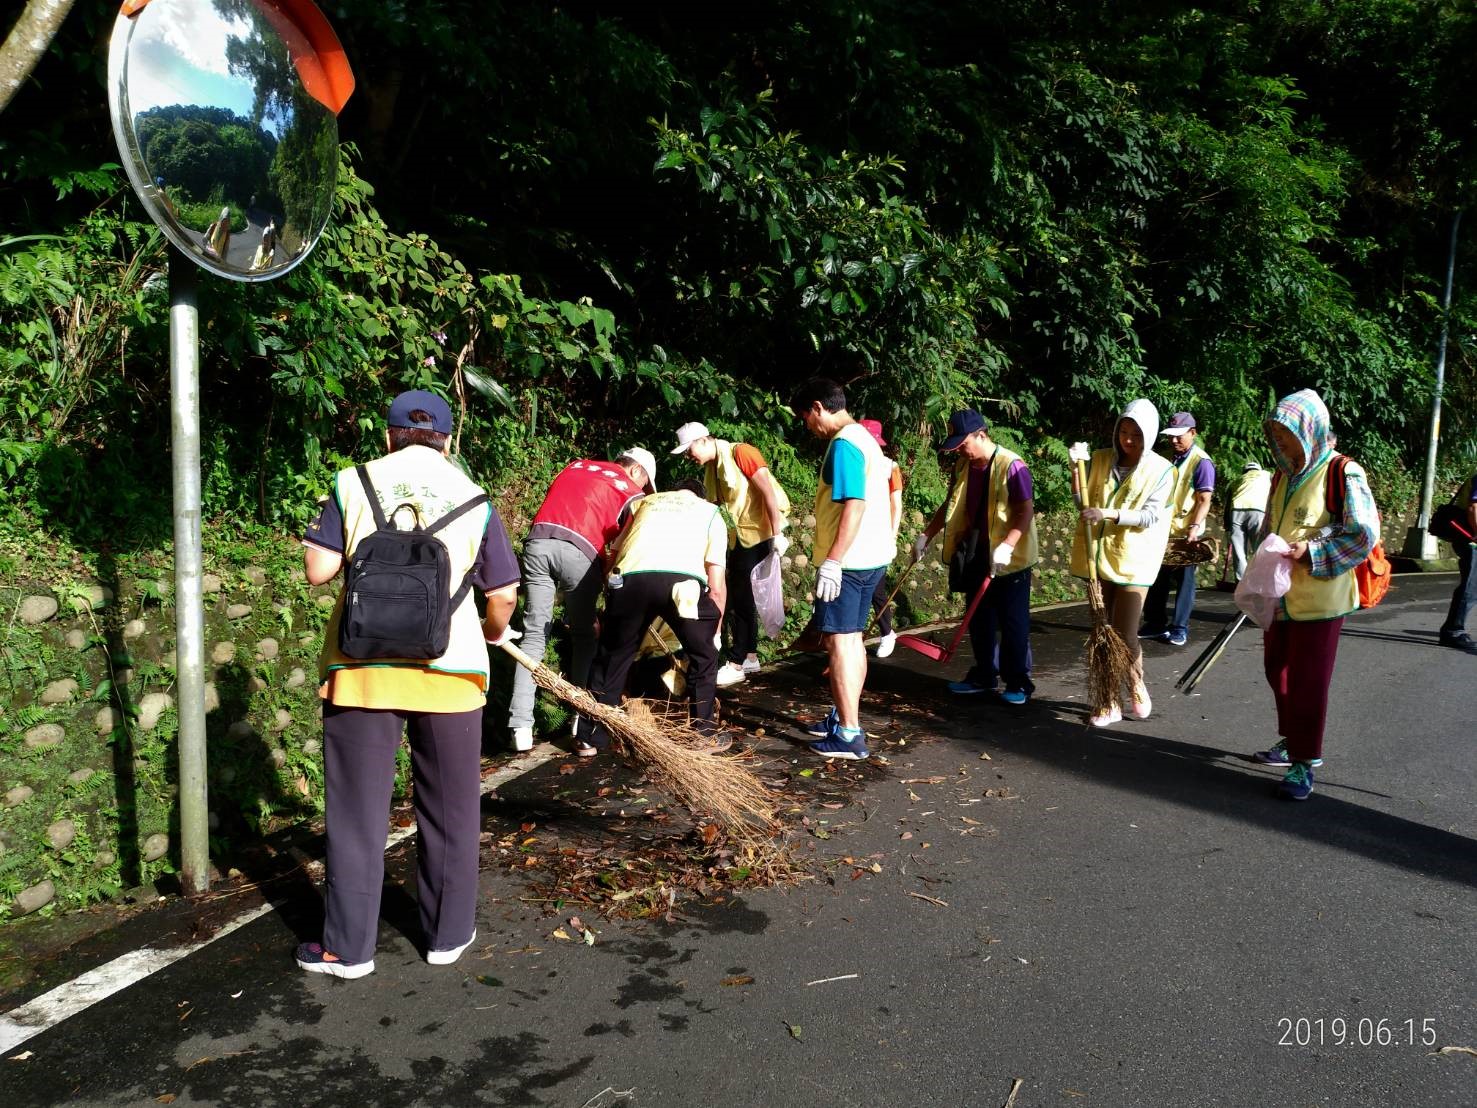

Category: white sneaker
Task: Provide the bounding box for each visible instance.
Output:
[875,632,897,658]
[427,929,476,966]
[715,662,747,687]
[511,726,533,752]
[741,656,762,675]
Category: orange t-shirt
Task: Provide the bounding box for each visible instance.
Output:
[732,443,767,477]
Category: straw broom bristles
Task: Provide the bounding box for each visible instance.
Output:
[1084,579,1137,715]
[497,642,778,834]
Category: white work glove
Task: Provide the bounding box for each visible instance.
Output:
[1186,522,1204,541]
[992,542,1014,570]
[1081,507,1112,525]
[814,559,843,603]
[1069,441,1091,463]
[486,626,523,646]
[912,532,932,560]
[772,533,790,558]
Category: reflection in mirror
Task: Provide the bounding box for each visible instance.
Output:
[109,0,340,281]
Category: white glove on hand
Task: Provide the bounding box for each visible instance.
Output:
[486,626,523,646]
[912,532,932,560]
[772,534,790,558]
[1186,522,1204,541]
[992,542,1014,569]
[1081,507,1110,525]
[815,558,843,603]
[1069,441,1091,463]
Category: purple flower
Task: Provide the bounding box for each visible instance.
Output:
[433,331,447,345]
[423,355,436,367]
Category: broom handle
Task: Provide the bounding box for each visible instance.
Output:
[496,639,546,674]
[1075,456,1103,587]
[868,550,924,635]
[1179,612,1248,692]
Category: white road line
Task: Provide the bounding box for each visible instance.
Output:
[0,745,559,1055]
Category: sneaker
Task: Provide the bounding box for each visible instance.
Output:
[810,725,869,760]
[1129,691,1152,719]
[1089,706,1122,728]
[802,707,838,739]
[1000,689,1029,706]
[1138,627,1169,641]
[511,726,534,752]
[741,656,763,674]
[1440,633,1477,655]
[296,942,374,979]
[875,632,897,658]
[427,929,476,966]
[1278,762,1315,800]
[1253,741,1322,768]
[1166,630,1188,647]
[947,679,991,695]
[716,661,747,687]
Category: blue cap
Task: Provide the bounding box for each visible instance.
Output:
[941,409,988,451]
[387,390,452,434]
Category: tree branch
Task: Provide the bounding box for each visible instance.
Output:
[0,0,78,116]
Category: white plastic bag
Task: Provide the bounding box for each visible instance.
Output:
[1234,534,1293,627]
[751,550,786,639]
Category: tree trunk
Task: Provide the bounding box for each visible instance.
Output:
[0,0,77,115]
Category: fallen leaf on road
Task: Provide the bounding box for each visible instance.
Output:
[900,831,913,840]
[156,1097,177,1104]
[229,990,243,999]
[1432,1045,1477,1057]
[552,928,573,941]
[475,975,503,986]
[786,1022,804,1041]
[798,768,815,777]
[901,776,947,785]
[721,974,755,987]
[978,752,992,760]
[8,1051,33,1062]
[558,763,576,775]
[907,892,949,908]
[1015,957,1030,965]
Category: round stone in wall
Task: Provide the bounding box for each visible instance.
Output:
[204,682,220,712]
[94,850,115,868]
[257,637,280,661]
[77,584,113,612]
[226,603,252,620]
[65,629,89,650]
[46,819,76,850]
[25,724,65,750]
[271,708,292,733]
[248,675,268,693]
[316,594,336,608]
[142,833,170,862]
[40,678,79,705]
[268,747,288,769]
[95,706,122,734]
[211,641,237,664]
[226,720,256,741]
[19,595,59,624]
[244,565,268,587]
[68,767,96,785]
[285,667,306,689]
[202,573,223,594]
[122,619,147,640]
[793,554,809,569]
[137,691,173,731]
[301,738,321,756]
[5,785,34,808]
[12,879,55,916]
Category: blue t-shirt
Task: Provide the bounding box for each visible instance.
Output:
[822,438,868,501]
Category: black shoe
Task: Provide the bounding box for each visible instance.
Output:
[1439,633,1477,655]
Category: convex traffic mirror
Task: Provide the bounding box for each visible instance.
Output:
[108,0,353,281]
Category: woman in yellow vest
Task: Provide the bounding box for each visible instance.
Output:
[670,421,791,686]
[1069,398,1174,726]
[1249,389,1379,800]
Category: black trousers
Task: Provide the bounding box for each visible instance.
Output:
[579,571,721,748]
[724,538,773,663]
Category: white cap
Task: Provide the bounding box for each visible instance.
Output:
[616,446,657,491]
[670,421,711,455]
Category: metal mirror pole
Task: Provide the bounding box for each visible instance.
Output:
[1415,209,1463,558]
[169,246,210,894]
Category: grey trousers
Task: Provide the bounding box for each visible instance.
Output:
[508,537,603,730]
[1228,509,1265,581]
[322,704,483,963]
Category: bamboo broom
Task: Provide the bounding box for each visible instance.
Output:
[496,640,778,833]
[1076,457,1138,717]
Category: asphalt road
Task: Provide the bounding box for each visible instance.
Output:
[3,575,1474,1107]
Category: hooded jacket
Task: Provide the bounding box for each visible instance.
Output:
[1262,389,1379,620]
[1071,399,1175,585]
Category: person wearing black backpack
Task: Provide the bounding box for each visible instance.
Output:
[1437,471,1477,655]
[295,390,521,979]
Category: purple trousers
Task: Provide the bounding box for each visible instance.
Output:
[322,704,483,963]
[1262,618,1344,763]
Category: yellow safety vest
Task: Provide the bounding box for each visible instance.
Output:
[705,439,790,548]
[319,445,493,689]
[1231,469,1272,512]
[811,423,896,571]
[615,491,726,580]
[941,449,1038,575]
[1070,448,1174,586]
[1269,456,1360,621]
[1167,443,1212,538]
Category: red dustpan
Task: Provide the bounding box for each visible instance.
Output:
[896,573,993,663]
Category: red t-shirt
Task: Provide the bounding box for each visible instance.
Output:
[528,460,644,561]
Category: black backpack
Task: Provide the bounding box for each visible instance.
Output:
[338,465,489,660]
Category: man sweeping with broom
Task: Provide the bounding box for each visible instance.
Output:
[913,409,1039,704]
[1070,399,1174,727]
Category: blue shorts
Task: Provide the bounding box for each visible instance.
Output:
[817,565,887,634]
